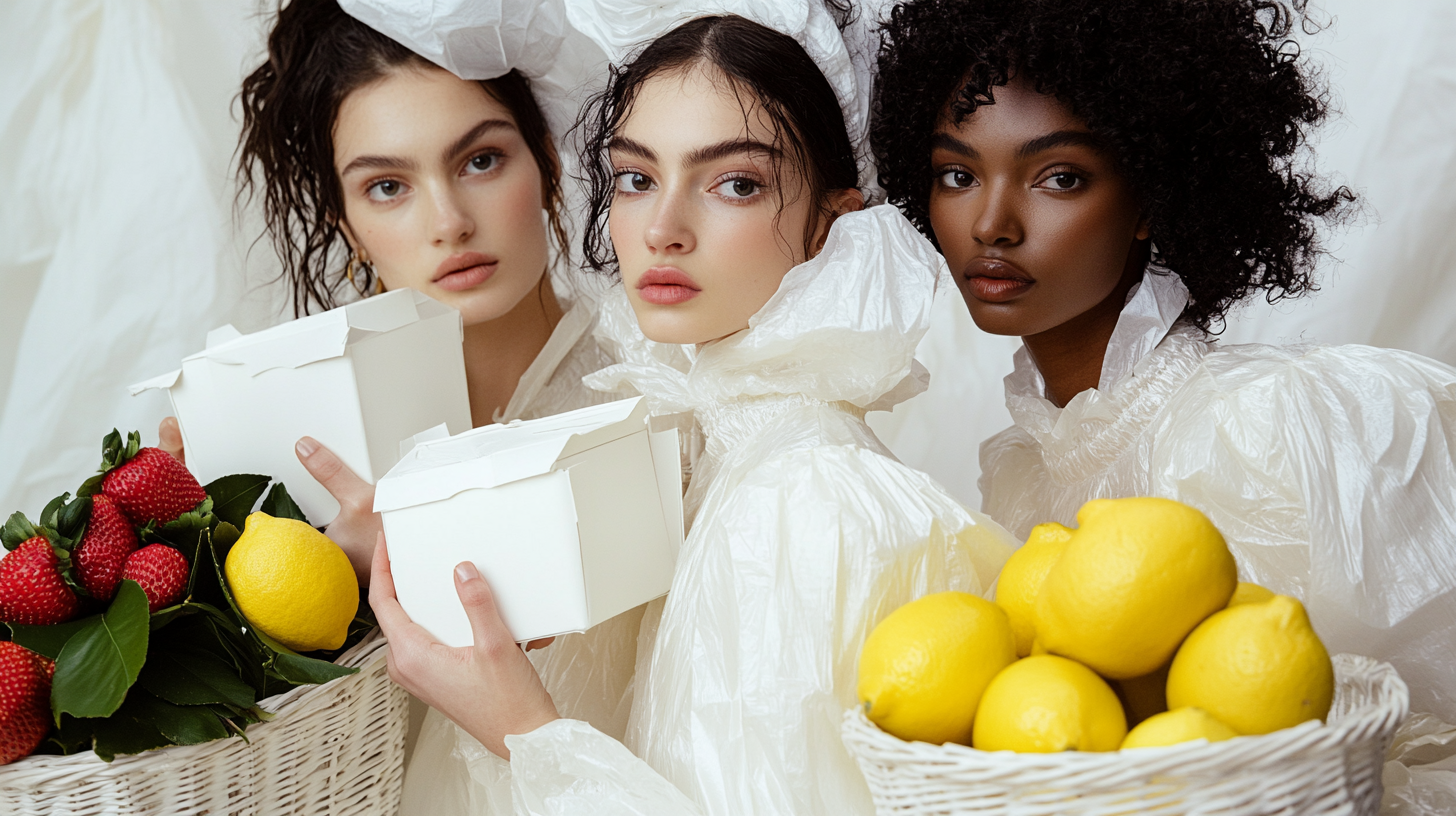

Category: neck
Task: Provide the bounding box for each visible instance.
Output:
[462,272,565,427]
[1023,246,1149,408]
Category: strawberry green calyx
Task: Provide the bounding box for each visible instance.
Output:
[1,513,38,552]
[78,429,143,499]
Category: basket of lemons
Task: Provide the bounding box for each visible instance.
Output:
[0,430,406,815]
[842,497,1408,816]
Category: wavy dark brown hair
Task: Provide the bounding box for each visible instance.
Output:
[872,0,1356,333]
[237,0,567,316]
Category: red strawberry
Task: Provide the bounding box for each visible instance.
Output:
[0,641,52,765]
[81,431,206,526]
[72,494,139,602]
[0,538,79,626]
[121,544,189,612]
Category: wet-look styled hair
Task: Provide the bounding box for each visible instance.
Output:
[873,0,1356,333]
[577,14,861,275]
[237,0,567,316]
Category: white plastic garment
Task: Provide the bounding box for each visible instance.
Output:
[979,268,1456,813]
[442,205,1016,816]
[400,300,639,815]
[337,0,609,142]
[564,0,872,181]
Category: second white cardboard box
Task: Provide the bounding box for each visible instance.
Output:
[374,397,684,646]
[130,289,472,524]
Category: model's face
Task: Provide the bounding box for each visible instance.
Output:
[607,66,854,345]
[334,66,550,326]
[928,76,1148,337]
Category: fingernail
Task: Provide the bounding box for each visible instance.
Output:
[296,437,319,457]
[455,562,479,583]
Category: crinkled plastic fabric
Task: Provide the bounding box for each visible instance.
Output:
[338,0,608,142]
[400,302,642,816]
[452,205,1016,815]
[980,269,1456,813]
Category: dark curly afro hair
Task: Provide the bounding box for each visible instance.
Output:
[872,0,1356,333]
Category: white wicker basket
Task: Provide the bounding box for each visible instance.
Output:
[0,628,407,816]
[843,653,1408,816]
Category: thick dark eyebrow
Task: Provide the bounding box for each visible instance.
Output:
[338,118,516,178]
[608,137,782,168]
[608,136,657,163]
[1018,130,1104,158]
[340,154,417,177]
[440,118,516,165]
[930,132,980,160]
[683,139,781,168]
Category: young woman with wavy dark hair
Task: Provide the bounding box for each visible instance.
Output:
[874,0,1456,792]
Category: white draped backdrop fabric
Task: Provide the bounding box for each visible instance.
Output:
[2,0,1454,514]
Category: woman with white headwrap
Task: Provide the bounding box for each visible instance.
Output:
[366,2,1016,814]
[207,3,648,812]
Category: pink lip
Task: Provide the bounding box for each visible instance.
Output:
[433,252,498,292]
[636,266,702,306]
[962,257,1034,303]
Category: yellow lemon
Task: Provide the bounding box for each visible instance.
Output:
[1167,594,1333,735]
[1121,707,1238,749]
[1226,582,1275,607]
[858,592,1017,745]
[994,523,1072,657]
[1035,497,1237,679]
[1113,663,1170,727]
[225,512,359,652]
[972,655,1127,752]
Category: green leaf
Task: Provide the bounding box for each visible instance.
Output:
[266,650,358,685]
[139,644,255,708]
[8,615,96,659]
[39,493,70,530]
[54,495,91,541]
[204,474,270,531]
[252,627,300,656]
[47,714,96,755]
[153,499,214,551]
[88,696,170,762]
[260,482,309,524]
[1,511,37,550]
[51,581,150,721]
[213,520,241,551]
[125,691,231,746]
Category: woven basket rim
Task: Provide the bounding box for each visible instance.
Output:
[842,652,1409,773]
[0,626,390,774]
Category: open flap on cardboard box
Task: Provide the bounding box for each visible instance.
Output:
[373,397,657,512]
[127,290,458,391]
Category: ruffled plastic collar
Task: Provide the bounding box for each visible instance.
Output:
[586,205,944,429]
[1004,270,1213,484]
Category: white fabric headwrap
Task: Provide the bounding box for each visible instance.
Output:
[337,0,608,143]
[565,0,871,183]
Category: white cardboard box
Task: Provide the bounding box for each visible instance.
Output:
[374,397,684,645]
[131,289,472,524]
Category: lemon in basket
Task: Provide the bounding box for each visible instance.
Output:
[994,522,1072,657]
[1166,594,1334,735]
[1120,706,1238,749]
[226,512,359,652]
[972,655,1127,752]
[1035,497,1237,679]
[1226,581,1275,607]
[857,592,1016,745]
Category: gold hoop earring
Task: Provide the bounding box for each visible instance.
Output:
[345,254,378,298]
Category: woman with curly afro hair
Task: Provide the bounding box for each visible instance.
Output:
[875,0,1456,789]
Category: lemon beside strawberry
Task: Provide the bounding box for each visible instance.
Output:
[225,512,358,652]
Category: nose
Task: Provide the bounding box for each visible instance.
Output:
[428,185,475,247]
[642,187,695,256]
[970,182,1024,248]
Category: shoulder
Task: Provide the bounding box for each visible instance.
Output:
[1197,341,1456,412]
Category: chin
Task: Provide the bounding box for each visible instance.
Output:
[964,301,1033,338]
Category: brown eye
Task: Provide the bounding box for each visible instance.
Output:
[1042,172,1084,190]
[616,172,653,193]
[714,177,761,199]
[938,170,974,189]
